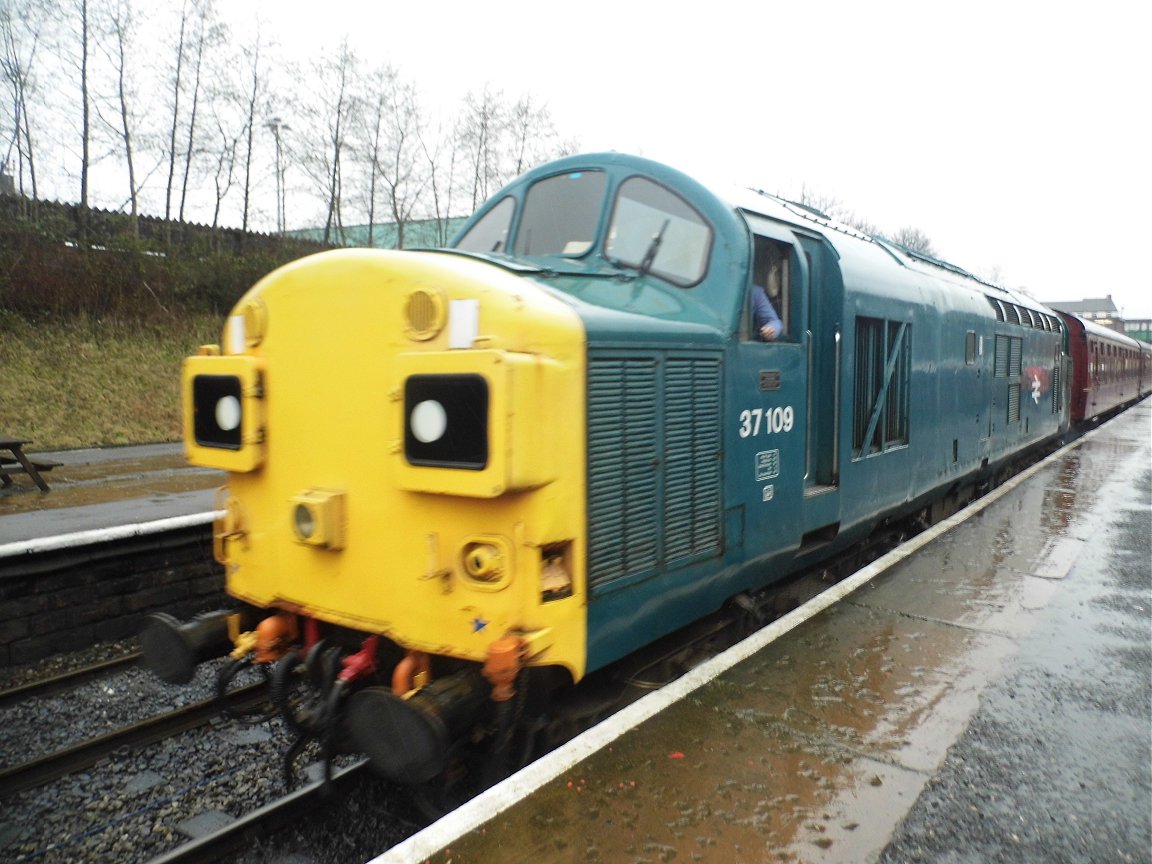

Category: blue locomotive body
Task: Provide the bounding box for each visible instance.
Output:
[452,153,1066,671]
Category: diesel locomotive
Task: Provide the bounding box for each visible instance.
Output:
[143,152,1147,790]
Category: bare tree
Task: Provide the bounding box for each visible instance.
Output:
[507,94,550,177]
[457,86,505,211]
[161,0,190,227]
[794,183,841,218]
[1,0,49,209]
[296,40,357,244]
[356,65,392,247]
[100,0,142,235]
[77,0,92,230]
[199,29,255,234]
[358,65,424,248]
[420,117,460,247]
[890,225,937,257]
[176,0,222,224]
[207,112,237,231]
[793,184,882,236]
[236,27,266,232]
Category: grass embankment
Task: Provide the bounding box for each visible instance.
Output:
[1,313,221,451]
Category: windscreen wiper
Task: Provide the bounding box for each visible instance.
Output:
[637,219,670,277]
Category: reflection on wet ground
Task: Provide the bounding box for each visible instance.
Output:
[432,403,1150,863]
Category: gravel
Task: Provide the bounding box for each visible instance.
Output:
[0,647,424,863]
[0,649,223,769]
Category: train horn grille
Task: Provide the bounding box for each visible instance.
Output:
[405,289,446,341]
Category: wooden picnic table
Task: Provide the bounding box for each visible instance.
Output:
[0,436,62,492]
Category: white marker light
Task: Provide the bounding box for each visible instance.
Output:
[294,503,315,540]
[411,400,448,443]
[216,395,242,432]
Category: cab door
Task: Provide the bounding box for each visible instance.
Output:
[795,233,843,544]
[731,218,843,562]
[729,222,808,565]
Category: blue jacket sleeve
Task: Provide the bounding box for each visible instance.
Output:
[752,287,782,336]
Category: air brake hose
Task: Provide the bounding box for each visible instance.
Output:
[270,651,307,734]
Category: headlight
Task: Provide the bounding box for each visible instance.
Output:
[193,375,244,449]
[404,374,489,469]
[293,503,316,539]
[290,489,346,550]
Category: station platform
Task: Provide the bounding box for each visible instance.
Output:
[379,401,1151,864]
[0,443,221,545]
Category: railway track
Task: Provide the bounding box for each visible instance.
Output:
[0,681,266,797]
[147,759,373,864]
[0,651,142,708]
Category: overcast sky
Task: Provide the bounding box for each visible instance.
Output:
[242,0,1148,316]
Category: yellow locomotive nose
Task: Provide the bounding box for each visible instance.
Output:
[188,248,589,685]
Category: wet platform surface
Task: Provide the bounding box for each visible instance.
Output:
[0,443,221,544]
[385,401,1151,864]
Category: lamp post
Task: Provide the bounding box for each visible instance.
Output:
[266,116,290,233]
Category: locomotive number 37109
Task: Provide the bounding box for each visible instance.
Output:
[738,406,795,438]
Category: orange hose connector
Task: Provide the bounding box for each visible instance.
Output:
[392,650,431,696]
[254,614,297,664]
[483,636,525,702]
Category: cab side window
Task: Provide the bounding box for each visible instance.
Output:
[747,238,790,341]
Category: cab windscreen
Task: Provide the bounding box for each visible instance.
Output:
[404,374,489,469]
[192,374,243,449]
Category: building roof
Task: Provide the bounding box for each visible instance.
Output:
[1041,296,1120,316]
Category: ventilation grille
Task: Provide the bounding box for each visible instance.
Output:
[587,351,722,592]
[1007,382,1021,424]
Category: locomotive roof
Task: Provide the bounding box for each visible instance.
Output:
[721,182,1050,315]
[454,151,1062,331]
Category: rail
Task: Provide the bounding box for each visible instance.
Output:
[0,652,141,708]
[145,759,373,864]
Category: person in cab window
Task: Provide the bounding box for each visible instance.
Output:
[752,241,786,341]
[753,284,782,341]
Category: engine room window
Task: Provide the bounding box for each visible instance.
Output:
[512,170,607,256]
[605,177,712,286]
[965,331,977,365]
[454,196,515,253]
[852,317,911,457]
